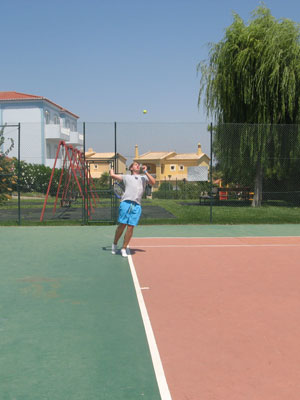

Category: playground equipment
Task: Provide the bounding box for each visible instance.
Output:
[40,140,99,222]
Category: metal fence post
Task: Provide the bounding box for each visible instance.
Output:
[17,123,21,226]
[209,122,213,224]
[114,122,117,173]
[113,122,118,224]
[82,122,86,225]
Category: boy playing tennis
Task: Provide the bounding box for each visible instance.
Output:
[109,162,156,257]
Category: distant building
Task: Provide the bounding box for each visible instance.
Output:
[0,91,83,168]
[134,143,210,189]
[85,148,127,178]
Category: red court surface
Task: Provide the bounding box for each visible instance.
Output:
[129,236,300,400]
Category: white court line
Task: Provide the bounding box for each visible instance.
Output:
[127,249,172,400]
[131,244,300,248]
[133,236,300,239]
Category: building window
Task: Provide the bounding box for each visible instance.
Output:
[147,165,151,171]
[46,143,51,158]
[44,110,50,124]
[179,165,184,171]
[54,115,59,124]
[170,165,176,171]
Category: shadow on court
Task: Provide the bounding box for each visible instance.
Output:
[102,246,146,255]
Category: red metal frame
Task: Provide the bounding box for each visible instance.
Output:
[40,140,98,222]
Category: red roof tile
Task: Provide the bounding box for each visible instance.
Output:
[0,91,42,100]
[0,91,79,118]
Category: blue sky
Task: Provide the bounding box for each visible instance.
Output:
[1,0,300,123]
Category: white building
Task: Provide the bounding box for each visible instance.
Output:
[0,91,83,168]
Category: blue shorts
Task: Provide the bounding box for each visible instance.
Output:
[118,200,142,226]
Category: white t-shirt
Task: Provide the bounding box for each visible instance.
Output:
[121,174,149,205]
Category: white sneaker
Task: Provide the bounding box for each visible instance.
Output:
[112,244,117,255]
[121,248,128,258]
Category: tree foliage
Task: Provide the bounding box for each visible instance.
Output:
[198,5,300,206]
[198,6,300,124]
[153,181,211,199]
[98,172,110,188]
[11,160,66,196]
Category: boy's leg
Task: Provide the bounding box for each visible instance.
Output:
[120,225,134,257]
[122,225,134,249]
[114,223,126,244]
[112,224,126,254]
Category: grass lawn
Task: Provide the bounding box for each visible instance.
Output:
[140,199,300,225]
[1,196,299,225]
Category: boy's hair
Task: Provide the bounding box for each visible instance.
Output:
[129,162,140,175]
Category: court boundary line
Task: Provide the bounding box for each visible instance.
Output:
[131,244,300,248]
[127,249,172,400]
[132,235,300,239]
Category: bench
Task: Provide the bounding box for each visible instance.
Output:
[199,187,254,205]
[199,187,219,205]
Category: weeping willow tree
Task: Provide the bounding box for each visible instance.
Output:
[198,5,300,206]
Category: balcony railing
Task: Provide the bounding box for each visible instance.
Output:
[68,131,84,146]
[45,125,83,147]
[45,124,70,141]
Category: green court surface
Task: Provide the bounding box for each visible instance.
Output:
[0,227,160,400]
[1,224,299,400]
[129,223,300,238]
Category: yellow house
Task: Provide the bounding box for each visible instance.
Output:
[85,148,127,178]
[134,143,210,188]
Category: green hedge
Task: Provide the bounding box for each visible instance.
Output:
[12,160,68,196]
[153,181,211,200]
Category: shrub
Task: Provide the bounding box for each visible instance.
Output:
[152,181,211,199]
[12,160,67,196]
[0,156,17,204]
[0,126,16,204]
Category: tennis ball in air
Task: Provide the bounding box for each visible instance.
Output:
[143,109,147,114]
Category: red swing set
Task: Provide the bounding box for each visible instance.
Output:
[40,140,99,222]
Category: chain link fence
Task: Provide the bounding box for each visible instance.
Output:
[212,123,300,208]
[1,122,300,225]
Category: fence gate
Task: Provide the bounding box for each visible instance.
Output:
[84,158,118,224]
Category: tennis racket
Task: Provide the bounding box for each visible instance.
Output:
[113,181,125,199]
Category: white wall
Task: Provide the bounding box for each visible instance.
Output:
[3,107,41,123]
[2,106,43,164]
[1,101,79,165]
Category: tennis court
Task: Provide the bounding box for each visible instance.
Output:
[1,224,300,399]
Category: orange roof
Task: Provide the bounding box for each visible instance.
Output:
[85,148,127,161]
[0,91,79,119]
[168,153,209,160]
[136,151,209,161]
[136,151,176,160]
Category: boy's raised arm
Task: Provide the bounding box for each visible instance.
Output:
[109,169,123,182]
